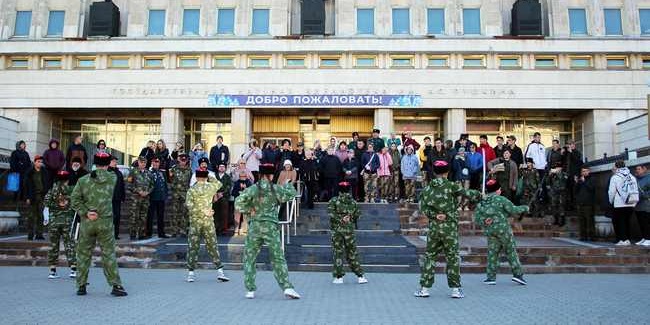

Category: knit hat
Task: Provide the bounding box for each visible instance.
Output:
[486,179,501,193]
[55,170,70,181]
[93,152,111,166]
[259,163,276,175]
[338,181,351,193]
[433,160,450,175]
[33,155,43,162]
[283,160,293,167]
[195,168,209,178]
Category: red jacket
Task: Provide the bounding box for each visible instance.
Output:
[479,143,496,162]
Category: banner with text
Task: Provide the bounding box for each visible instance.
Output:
[208,94,422,107]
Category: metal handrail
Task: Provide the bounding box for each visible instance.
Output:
[278,181,303,251]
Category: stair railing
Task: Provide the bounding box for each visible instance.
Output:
[279,183,302,251]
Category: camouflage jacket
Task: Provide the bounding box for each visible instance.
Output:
[215,172,232,201]
[545,170,568,193]
[44,181,74,224]
[328,193,361,231]
[520,168,540,193]
[235,179,296,224]
[128,167,154,196]
[185,176,222,222]
[474,193,529,236]
[169,165,192,197]
[420,177,480,224]
[71,169,117,220]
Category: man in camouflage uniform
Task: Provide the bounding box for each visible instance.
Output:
[169,153,192,237]
[520,158,541,217]
[185,168,230,283]
[71,152,127,297]
[545,161,568,227]
[127,156,153,240]
[474,179,529,285]
[235,163,301,300]
[328,182,368,284]
[415,161,480,299]
[44,170,77,279]
[388,143,402,202]
[361,143,380,202]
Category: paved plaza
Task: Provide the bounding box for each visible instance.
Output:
[1,266,649,325]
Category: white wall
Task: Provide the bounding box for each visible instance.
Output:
[617,113,650,153]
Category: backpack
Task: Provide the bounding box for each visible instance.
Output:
[617,174,640,205]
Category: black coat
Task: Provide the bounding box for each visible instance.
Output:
[110,167,126,202]
[574,175,595,206]
[564,150,583,177]
[10,142,31,174]
[66,143,89,168]
[509,145,524,167]
[138,147,156,168]
[23,168,50,200]
[319,154,342,179]
[300,159,319,182]
[278,149,295,171]
[209,145,230,171]
[67,168,89,187]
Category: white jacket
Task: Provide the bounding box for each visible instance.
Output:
[608,168,638,208]
[525,142,547,170]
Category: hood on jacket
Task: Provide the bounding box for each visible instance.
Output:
[89,168,111,184]
[616,167,631,177]
[16,140,25,151]
[48,139,60,149]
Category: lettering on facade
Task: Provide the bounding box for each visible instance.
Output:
[207,94,422,107]
[427,88,516,98]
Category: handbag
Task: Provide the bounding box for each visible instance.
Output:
[6,172,20,192]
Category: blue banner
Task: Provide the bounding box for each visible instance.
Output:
[208,94,422,107]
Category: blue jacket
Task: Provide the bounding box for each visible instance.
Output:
[361,151,379,174]
[467,152,483,173]
[400,154,419,179]
[149,169,168,201]
[636,173,650,212]
[452,157,470,181]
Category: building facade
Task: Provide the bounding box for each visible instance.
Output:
[0,0,649,164]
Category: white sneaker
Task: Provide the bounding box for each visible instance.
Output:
[615,240,627,246]
[283,288,301,299]
[48,271,59,279]
[450,287,465,299]
[245,291,255,299]
[358,276,368,284]
[642,240,650,247]
[186,271,195,283]
[635,239,646,245]
[69,270,77,278]
[216,268,230,282]
[414,287,430,298]
[332,277,344,284]
[623,240,631,246]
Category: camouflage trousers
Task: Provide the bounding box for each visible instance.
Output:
[390,170,401,200]
[243,220,293,292]
[486,229,523,280]
[331,229,364,278]
[26,196,44,237]
[363,173,378,202]
[419,221,461,288]
[129,196,149,238]
[404,179,416,201]
[422,171,430,187]
[170,194,189,236]
[522,191,542,218]
[47,219,77,268]
[550,190,566,218]
[76,218,122,288]
[187,217,223,270]
[378,175,391,200]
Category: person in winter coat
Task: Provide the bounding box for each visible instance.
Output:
[574,165,596,241]
[452,148,470,188]
[401,145,420,202]
[277,140,295,172]
[242,139,263,181]
[170,140,185,163]
[138,140,156,168]
[300,150,320,208]
[361,143,380,202]
[467,144,484,190]
[377,146,393,203]
[506,135,524,167]
[401,131,421,153]
[155,139,172,180]
[109,156,126,239]
[525,132,547,179]
[342,150,359,201]
[262,142,281,169]
[24,155,50,240]
[633,164,650,247]
[419,137,433,184]
[388,143,402,202]
[487,149,519,201]
[10,140,32,200]
[96,139,109,154]
[335,142,349,163]
[319,148,343,201]
[608,160,639,246]
[43,139,65,190]
[190,143,208,172]
[67,157,89,187]
[209,135,230,172]
[478,135,496,163]
[385,133,402,149]
[65,135,88,169]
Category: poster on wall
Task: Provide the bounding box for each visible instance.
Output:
[208,94,422,108]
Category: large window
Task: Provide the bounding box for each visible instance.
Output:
[182,9,200,36]
[392,8,410,35]
[217,8,235,34]
[604,9,622,35]
[14,11,31,37]
[47,11,65,36]
[427,9,445,35]
[356,8,374,35]
[184,119,232,153]
[463,8,481,35]
[569,9,588,35]
[252,9,269,35]
[148,10,165,36]
[61,118,161,166]
[641,9,650,35]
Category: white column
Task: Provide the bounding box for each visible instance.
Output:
[3,108,55,154]
[160,108,184,149]
[444,108,466,142]
[231,108,252,160]
[373,108,394,135]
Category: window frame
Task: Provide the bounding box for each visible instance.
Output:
[46,10,65,37]
[182,8,201,36]
[108,56,131,69]
[177,55,201,69]
[284,55,307,69]
[568,55,593,69]
[353,55,378,68]
[642,55,650,69]
[603,8,623,36]
[534,55,558,69]
[248,55,272,69]
[142,55,166,69]
[427,55,450,69]
[212,55,236,69]
[462,54,487,69]
[641,9,650,35]
[391,8,411,35]
[426,8,445,35]
[13,11,32,37]
[216,8,236,35]
[605,55,628,69]
[568,8,589,36]
[462,8,481,35]
[498,55,522,69]
[41,56,63,69]
[356,8,375,35]
[319,55,342,69]
[390,54,415,68]
[147,9,166,36]
[251,8,270,35]
[7,56,29,69]
[74,56,96,69]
